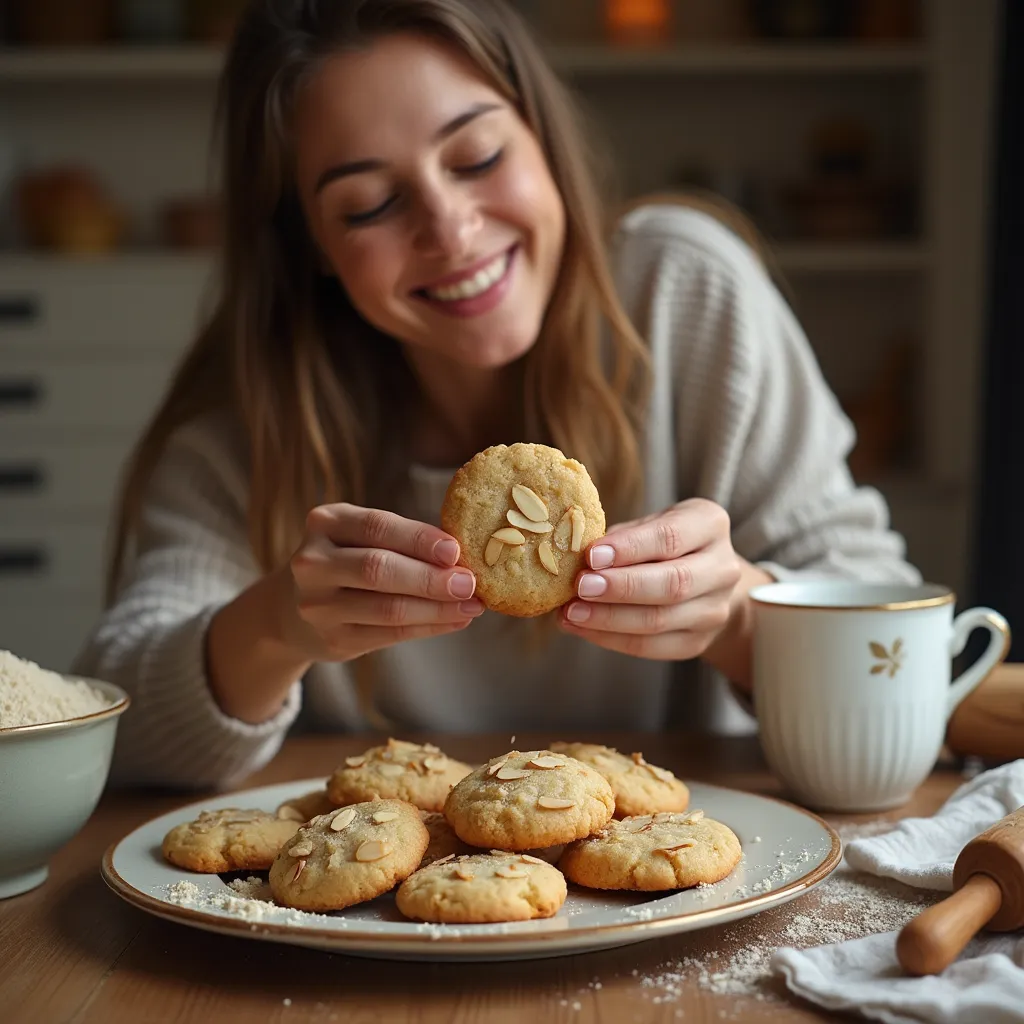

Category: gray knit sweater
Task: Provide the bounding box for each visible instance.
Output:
[73,205,919,789]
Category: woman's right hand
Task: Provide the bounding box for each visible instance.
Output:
[278,503,483,663]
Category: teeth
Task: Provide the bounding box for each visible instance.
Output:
[427,253,508,302]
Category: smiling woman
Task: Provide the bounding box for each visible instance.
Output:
[72,0,920,790]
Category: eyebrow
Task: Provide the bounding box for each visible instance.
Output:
[313,101,503,195]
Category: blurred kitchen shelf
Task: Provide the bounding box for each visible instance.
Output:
[772,242,930,274]
[0,43,927,82]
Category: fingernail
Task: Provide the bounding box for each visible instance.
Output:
[589,545,615,570]
[448,573,475,599]
[566,601,591,624]
[459,599,484,616]
[578,574,607,599]
[434,539,460,566]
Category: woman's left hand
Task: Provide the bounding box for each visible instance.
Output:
[559,498,743,660]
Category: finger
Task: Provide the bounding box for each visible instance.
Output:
[304,590,484,629]
[308,503,461,567]
[586,500,728,569]
[557,622,706,661]
[575,548,732,606]
[562,595,730,636]
[319,547,476,602]
[342,618,473,656]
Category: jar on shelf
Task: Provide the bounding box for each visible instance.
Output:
[117,0,184,43]
[605,0,672,46]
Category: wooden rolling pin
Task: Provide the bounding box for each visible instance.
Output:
[946,662,1024,762]
[896,806,1024,976]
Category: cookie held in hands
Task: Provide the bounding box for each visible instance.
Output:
[441,442,605,617]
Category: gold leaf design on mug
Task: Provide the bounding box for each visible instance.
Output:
[870,638,904,678]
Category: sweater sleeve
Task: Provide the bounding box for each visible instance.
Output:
[72,417,302,790]
[617,206,921,584]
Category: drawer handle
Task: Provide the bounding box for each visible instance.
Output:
[0,380,43,408]
[0,464,45,491]
[0,547,48,575]
[0,297,40,324]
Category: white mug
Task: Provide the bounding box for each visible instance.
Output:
[750,581,1011,812]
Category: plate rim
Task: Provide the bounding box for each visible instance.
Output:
[101,778,843,950]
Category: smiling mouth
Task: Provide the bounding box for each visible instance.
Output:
[416,247,515,303]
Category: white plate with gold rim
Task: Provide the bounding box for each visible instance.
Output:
[101,777,842,962]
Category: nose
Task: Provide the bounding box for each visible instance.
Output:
[413,186,483,261]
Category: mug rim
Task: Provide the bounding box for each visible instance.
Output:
[749,581,955,612]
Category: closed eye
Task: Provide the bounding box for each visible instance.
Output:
[455,149,504,176]
[344,195,398,227]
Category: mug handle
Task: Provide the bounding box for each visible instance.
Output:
[946,607,1012,718]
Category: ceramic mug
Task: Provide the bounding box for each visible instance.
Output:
[750,581,1011,812]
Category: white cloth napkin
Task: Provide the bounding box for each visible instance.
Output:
[772,760,1024,1024]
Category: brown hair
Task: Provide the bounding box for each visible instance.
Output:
[106,0,650,600]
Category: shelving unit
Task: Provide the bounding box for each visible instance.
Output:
[0,0,1001,672]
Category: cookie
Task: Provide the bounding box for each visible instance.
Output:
[549,742,690,818]
[396,852,567,923]
[419,811,475,867]
[440,442,606,617]
[326,738,473,813]
[559,810,741,891]
[162,808,300,873]
[275,788,339,823]
[268,799,429,911]
[443,749,615,851]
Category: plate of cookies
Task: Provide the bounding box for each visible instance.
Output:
[102,739,842,961]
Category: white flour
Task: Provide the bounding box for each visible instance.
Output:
[0,649,110,728]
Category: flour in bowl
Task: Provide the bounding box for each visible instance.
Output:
[0,649,111,728]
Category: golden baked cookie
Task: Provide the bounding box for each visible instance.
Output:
[443,749,615,851]
[275,788,339,823]
[326,738,473,813]
[396,851,567,923]
[268,799,428,911]
[559,810,741,891]
[440,442,606,617]
[549,742,690,818]
[419,811,476,867]
[162,808,300,873]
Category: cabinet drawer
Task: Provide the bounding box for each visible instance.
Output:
[0,355,176,432]
[0,255,214,353]
[0,438,134,514]
[0,597,104,675]
[0,519,108,600]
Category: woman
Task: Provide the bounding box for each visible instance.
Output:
[74,0,918,789]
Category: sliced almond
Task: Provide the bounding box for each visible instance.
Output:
[372,810,400,823]
[423,743,440,753]
[492,527,526,546]
[631,752,647,766]
[423,756,448,773]
[684,810,704,823]
[552,510,573,553]
[621,816,653,832]
[345,755,367,768]
[653,812,675,823]
[496,766,532,781]
[570,506,585,553]
[377,763,406,777]
[484,536,505,567]
[330,808,357,832]
[512,484,548,523]
[537,797,575,810]
[487,760,508,776]
[538,539,559,576]
[433,854,455,866]
[277,806,305,822]
[287,841,313,857]
[520,854,546,865]
[507,509,553,534]
[646,763,675,783]
[528,755,565,770]
[292,858,307,881]
[454,866,476,881]
[656,842,695,856]
[355,840,392,862]
[495,864,528,879]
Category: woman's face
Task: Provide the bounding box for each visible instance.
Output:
[294,33,566,370]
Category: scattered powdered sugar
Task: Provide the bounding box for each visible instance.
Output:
[0,649,111,728]
[228,875,270,898]
[166,879,340,927]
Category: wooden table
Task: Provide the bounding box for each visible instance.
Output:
[0,733,965,1024]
